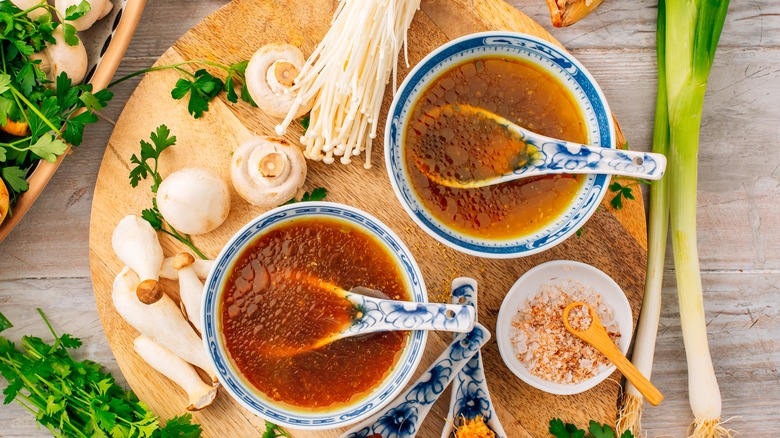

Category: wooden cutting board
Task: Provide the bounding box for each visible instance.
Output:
[88,0,648,436]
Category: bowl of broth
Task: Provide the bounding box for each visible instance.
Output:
[202,202,428,430]
[386,31,616,258]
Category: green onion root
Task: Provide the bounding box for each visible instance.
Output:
[616,393,643,436]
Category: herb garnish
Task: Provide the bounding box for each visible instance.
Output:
[262,421,291,438]
[129,125,207,259]
[109,60,256,120]
[283,187,327,205]
[549,418,634,438]
[608,178,651,210]
[0,309,203,438]
[0,0,112,211]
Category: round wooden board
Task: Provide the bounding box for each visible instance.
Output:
[89,0,648,436]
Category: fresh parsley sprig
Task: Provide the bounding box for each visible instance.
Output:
[0,309,204,438]
[129,125,207,259]
[283,187,327,205]
[549,418,634,438]
[608,177,652,210]
[262,421,291,438]
[109,60,256,119]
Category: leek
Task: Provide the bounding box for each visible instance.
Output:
[616,0,670,434]
[665,0,731,436]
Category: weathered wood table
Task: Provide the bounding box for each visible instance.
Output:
[0,1,777,436]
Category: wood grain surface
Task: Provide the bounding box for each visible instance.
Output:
[1,0,778,437]
[88,0,648,437]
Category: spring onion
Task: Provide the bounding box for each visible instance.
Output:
[666,0,731,435]
[616,1,670,435]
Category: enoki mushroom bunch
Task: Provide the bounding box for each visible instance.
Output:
[275,0,421,168]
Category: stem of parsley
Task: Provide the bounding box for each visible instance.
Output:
[107,60,238,89]
[8,85,63,135]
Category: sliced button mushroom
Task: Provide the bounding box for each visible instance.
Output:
[173,252,205,333]
[30,26,88,85]
[245,43,313,119]
[231,136,307,207]
[112,267,217,383]
[55,0,113,31]
[156,168,231,236]
[133,336,217,411]
[112,215,165,304]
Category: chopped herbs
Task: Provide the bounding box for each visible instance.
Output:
[0,0,112,214]
[129,125,207,259]
[549,418,634,438]
[0,309,203,438]
[283,187,327,205]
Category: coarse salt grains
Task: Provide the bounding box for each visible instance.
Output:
[510,279,621,384]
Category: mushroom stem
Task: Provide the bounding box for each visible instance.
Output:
[133,335,218,411]
[173,252,204,333]
[112,215,165,304]
[160,257,214,280]
[112,267,217,382]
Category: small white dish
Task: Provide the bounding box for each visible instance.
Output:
[495,260,632,395]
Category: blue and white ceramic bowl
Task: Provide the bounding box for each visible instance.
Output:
[385,31,616,259]
[202,202,428,430]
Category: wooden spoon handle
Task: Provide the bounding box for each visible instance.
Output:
[594,338,664,406]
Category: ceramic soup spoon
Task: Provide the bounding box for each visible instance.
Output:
[341,322,490,438]
[410,103,666,189]
[441,278,507,438]
[269,275,475,356]
[563,301,663,406]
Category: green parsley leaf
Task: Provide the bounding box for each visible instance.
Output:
[0,312,12,333]
[154,414,202,438]
[61,23,80,47]
[587,421,616,438]
[65,0,92,21]
[620,431,634,438]
[171,70,224,118]
[608,181,632,210]
[62,110,98,146]
[283,187,327,205]
[549,418,586,438]
[1,166,29,193]
[300,114,310,135]
[261,421,291,438]
[0,74,10,95]
[141,208,163,231]
[29,133,67,162]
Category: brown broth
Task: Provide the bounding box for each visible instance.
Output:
[404,57,588,239]
[221,217,409,410]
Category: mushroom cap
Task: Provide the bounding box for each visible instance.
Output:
[157,168,231,236]
[245,43,313,119]
[38,26,88,85]
[11,0,49,19]
[55,0,111,31]
[231,136,307,207]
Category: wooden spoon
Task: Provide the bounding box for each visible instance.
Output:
[563,301,663,406]
[411,104,666,189]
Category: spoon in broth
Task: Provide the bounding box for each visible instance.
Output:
[409,104,667,189]
[266,273,476,357]
[563,301,664,406]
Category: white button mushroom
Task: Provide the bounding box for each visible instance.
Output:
[30,26,88,85]
[112,215,165,305]
[245,43,313,119]
[231,136,307,207]
[133,336,217,411]
[11,0,49,19]
[55,0,113,31]
[156,168,231,236]
[112,267,217,382]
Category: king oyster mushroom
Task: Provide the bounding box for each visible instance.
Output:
[55,0,114,31]
[245,43,313,119]
[231,136,307,207]
[156,168,231,236]
[30,26,88,85]
[112,215,165,304]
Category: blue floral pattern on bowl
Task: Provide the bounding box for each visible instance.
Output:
[202,202,428,430]
[442,278,507,438]
[385,31,616,258]
[342,323,490,438]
